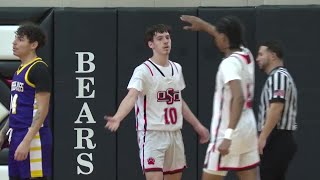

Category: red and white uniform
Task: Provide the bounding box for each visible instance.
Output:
[128,59,185,131]
[204,47,259,175]
[128,59,186,173]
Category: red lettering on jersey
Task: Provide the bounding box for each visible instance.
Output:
[157,88,180,105]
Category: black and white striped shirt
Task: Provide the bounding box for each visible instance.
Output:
[257,66,298,131]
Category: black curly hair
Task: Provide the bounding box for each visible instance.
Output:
[15,22,47,50]
[215,16,246,49]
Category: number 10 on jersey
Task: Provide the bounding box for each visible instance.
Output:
[164,107,177,125]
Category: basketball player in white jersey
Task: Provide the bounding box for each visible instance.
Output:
[181,15,259,180]
[105,24,210,180]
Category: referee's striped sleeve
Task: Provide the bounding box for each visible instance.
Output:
[270,71,287,103]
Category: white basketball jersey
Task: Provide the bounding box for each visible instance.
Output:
[128,59,185,131]
[210,47,258,154]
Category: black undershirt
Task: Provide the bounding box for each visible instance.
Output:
[27,62,51,93]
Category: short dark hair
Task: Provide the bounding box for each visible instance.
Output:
[215,15,245,49]
[260,40,284,59]
[144,24,171,46]
[15,22,47,50]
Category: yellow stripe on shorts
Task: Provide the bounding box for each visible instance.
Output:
[30,132,43,178]
[31,170,43,177]
[30,158,42,163]
[30,146,42,151]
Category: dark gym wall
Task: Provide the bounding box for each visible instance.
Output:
[53,8,117,180]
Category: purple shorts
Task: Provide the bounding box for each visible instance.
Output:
[9,127,52,179]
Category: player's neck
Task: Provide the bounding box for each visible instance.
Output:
[266,61,283,74]
[224,48,241,57]
[150,55,169,67]
[20,52,38,66]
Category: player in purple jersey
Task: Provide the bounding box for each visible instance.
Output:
[0,22,52,180]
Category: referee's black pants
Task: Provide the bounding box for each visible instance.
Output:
[260,129,297,180]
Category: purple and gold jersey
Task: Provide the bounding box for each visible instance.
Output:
[8,57,52,178]
[9,57,49,129]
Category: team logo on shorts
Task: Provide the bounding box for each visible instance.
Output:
[147,157,155,165]
[157,88,180,105]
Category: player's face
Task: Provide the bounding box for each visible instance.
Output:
[214,32,228,53]
[12,35,37,58]
[256,46,271,70]
[149,32,171,55]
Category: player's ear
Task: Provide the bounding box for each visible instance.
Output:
[31,41,39,50]
[270,51,277,61]
[148,41,154,49]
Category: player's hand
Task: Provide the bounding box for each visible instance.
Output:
[218,139,231,156]
[180,15,207,31]
[0,133,5,151]
[14,141,30,161]
[194,124,210,144]
[0,131,9,151]
[104,116,120,132]
[258,136,266,155]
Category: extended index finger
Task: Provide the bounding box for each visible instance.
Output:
[183,26,193,31]
[180,15,193,22]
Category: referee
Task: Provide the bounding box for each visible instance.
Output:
[256,40,298,180]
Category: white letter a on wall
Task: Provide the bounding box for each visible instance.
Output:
[74,102,96,124]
